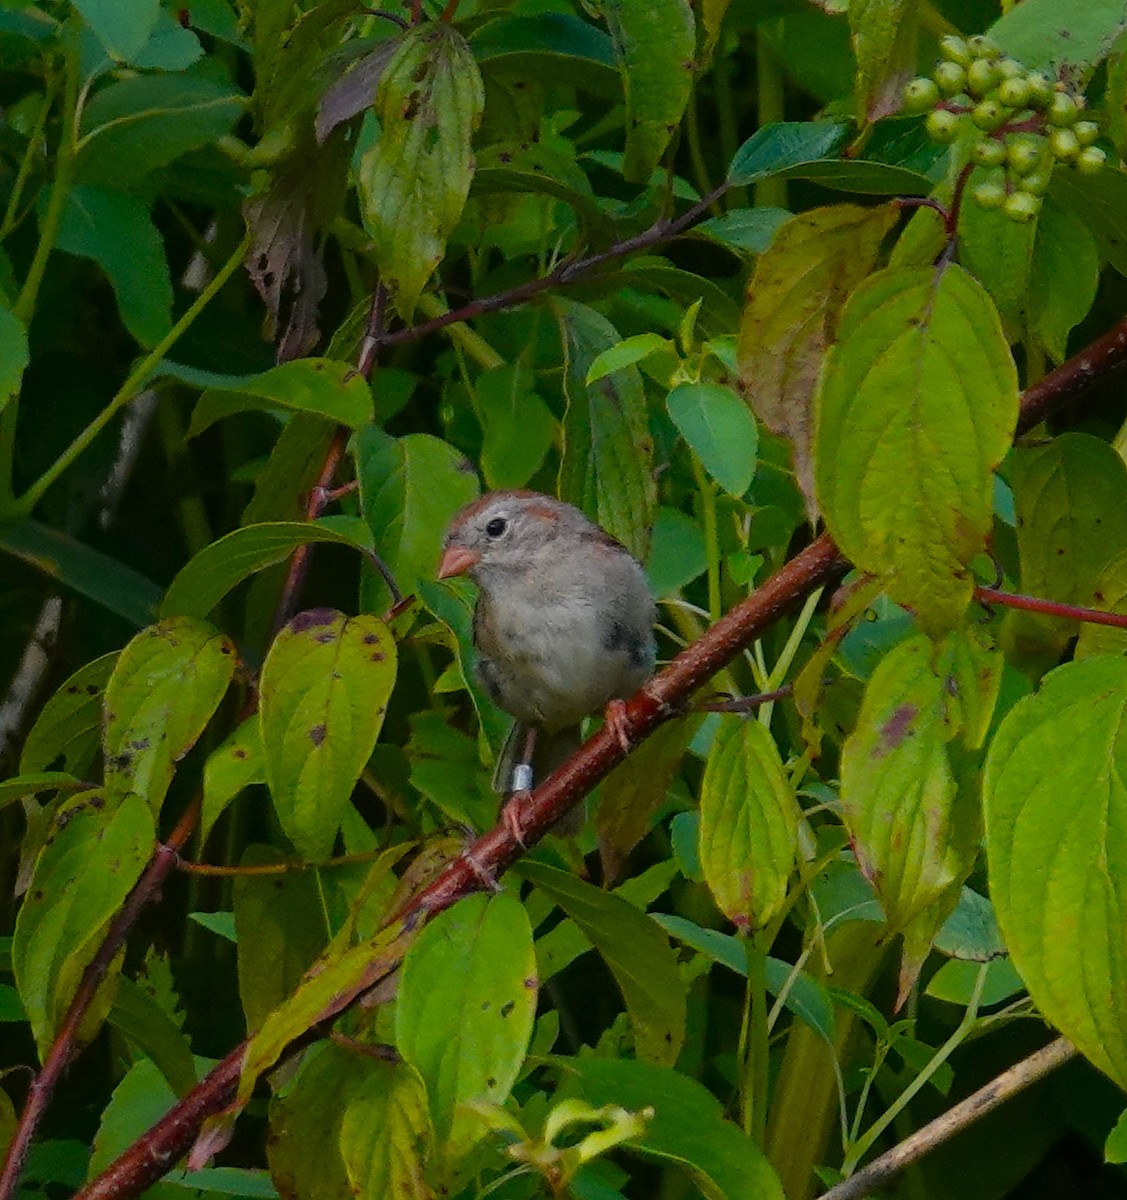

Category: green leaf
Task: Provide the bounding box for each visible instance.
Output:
[201,717,263,848]
[738,203,897,517]
[106,977,196,1097]
[1052,168,1127,279]
[849,0,917,122]
[104,618,237,813]
[694,207,790,255]
[957,191,1036,336]
[556,299,656,560]
[520,861,686,1065]
[234,845,328,1032]
[161,521,368,619]
[727,121,849,187]
[924,958,1025,1007]
[645,505,707,597]
[340,1060,432,1200]
[357,428,480,607]
[241,924,411,1107]
[359,23,484,318]
[54,186,171,348]
[0,520,161,628]
[13,790,154,1055]
[1077,548,1127,660]
[0,773,84,813]
[568,1057,785,1200]
[0,304,28,414]
[267,1041,368,1200]
[259,609,397,860]
[985,657,1127,1090]
[655,914,836,1043]
[933,887,1007,962]
[1005,433,1127,664]
[476,363,557,490]
[20,653,118,776]
[76,74,244,187]
[814,264,1019,632]
[73,0,159,61]
[471,12,616,76]
[841,634,983,1002]
[405,711,496,833]
[991,0,1127,78]
[1107,1107,1127,1164]
[189,359,374,436]
[1029,196,1099,362]
[601,0,695,182]
[587,333,671,384]
[699,718,798,932]
[666,382,758,498]
[397,891,536,1163]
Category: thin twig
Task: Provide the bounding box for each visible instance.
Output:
[696,685,793,713]
[817,1038,1077,1200]
[370,186,727,354]
[976,585,1127,629]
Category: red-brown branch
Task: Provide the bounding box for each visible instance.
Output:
[67,310,1127,1200]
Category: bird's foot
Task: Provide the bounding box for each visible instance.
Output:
[461,845,504,893]
[501,789,534,848]
[604,698,633,754]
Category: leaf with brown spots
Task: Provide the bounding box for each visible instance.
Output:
[104,618,237,814]
[841,633,984,1005]
[13,790,153,1055]
[396,891,535,1177]
[259,610,398,860]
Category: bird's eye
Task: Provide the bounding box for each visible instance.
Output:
[485,517,507,538]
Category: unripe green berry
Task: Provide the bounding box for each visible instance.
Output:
[996,57,1024,79]
[973,181,1006,209]
[973,99,1006,130]
[1075,120,1100,146]
[997,76,1031,109]
[1021,167,1052,195]
[972,138,1008,167]
[1003,191,1041,222]
[1007,135,1044,174]
[925,108,962,143]
[1077,146,1107,174]
[934,61,967,96]
[1047,92,1079,126]
[1050,127,1080,160]
[1025,73,1054,109]
[939,35,972,66]
[968,35,1000,59]
[903,77,941,113]
[966,58,999,97]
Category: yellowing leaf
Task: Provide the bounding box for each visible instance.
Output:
[699,718,798,932]
[738,204,896,518]
[814,264,1018,632]
[358,23,484,318]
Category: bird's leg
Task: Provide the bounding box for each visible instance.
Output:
[500,726,539,847]
[604,698,633,754]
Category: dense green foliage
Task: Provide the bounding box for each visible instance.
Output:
[4,1,1127,1198]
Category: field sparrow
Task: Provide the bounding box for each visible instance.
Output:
[438,491,656,839]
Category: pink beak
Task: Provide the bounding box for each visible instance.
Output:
[437,544,480,579]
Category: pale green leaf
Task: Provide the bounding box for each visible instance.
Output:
[666,381,758,497]
[814,264,1019,632]
[985,657,1127,1089]
[699,718,798,932]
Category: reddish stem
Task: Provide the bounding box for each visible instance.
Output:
[976,585,1127,629]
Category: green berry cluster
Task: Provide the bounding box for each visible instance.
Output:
[903,35,1106,223]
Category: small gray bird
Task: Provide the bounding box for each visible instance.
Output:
[438,490,656,838]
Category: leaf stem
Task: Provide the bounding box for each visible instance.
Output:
[13,31,78,326]
[693,456,721,623]
[10,231,252,518]
[841,963,989,1176]
[976,585,1127,630]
